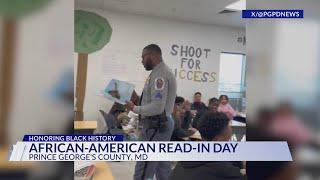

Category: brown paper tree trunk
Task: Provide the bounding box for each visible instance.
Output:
[75,53,88,121]
[0,19,16,145]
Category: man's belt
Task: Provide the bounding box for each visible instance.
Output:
[144,111,168,132]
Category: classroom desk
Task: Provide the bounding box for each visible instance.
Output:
[297,148,320,179]
[0,147,35,170]
[230,120,246,141]
[74,120,97,137]
[230,120,246,127]
[237,112,246,118]
[94,162,114,180]
[0,146,36,179]
[74,121,97,130]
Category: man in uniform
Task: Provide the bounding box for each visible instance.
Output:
[125,44,177,180]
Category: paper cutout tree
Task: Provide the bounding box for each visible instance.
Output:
[0,0,52,145]
[74,10,112,121]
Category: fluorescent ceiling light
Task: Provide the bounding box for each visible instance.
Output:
[226,0,246,11]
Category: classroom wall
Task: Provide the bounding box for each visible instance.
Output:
[75,7,245,121]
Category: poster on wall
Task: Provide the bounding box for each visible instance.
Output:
[170,44,216,83]
[167,43,219,101]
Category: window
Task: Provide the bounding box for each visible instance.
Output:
[218,52,246,112]
[219,52,246,92]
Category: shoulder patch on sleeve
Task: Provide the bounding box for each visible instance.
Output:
[155,77,165,90]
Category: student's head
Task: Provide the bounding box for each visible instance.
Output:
[193,92,202,103]
[256,107,275,128]
[208,97,219,112]
[141,44,162,71]
[197,112,232,141]
[173,96,185,121]
[219,95,229,105]
[175,96,185,107]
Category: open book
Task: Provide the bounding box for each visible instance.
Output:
[101,79,135,105]
[74,161,95,180]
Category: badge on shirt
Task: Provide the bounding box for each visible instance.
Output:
[155,77,165,90]
[155,92,163,100]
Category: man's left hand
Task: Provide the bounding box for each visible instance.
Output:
[125,101,135,111]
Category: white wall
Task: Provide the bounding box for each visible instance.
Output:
[76,8,245,121]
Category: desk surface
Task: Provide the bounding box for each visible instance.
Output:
[230,120,247,127]
[237,112,246,118]
[94,162,114,180]
[0,147,35,170]
[230,120,246,127]
[74,121,97,130]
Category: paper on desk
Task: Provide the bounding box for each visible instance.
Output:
[74,161,95,172]
[101,79,135,105]
[189,130,202,140]
[127,111,138,118]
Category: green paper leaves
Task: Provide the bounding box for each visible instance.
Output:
[75,10,112,54]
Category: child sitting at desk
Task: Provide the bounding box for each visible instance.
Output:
[218,95,236,120]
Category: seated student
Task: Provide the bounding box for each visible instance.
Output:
[108,90,140,128]
[191,92,208,114]
[218,95,236,120]
[96,90,139,134]
[170,112,245,180]
[246,107,300,180]
[192,97,219,128]
[268,102,313,148]
[175,96,193,129]
[208,97,219,112]
[171,97,199,141]
[109,102,126,128]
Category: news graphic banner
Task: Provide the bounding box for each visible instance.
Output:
[9,135,292,161]
[242,10,303,18]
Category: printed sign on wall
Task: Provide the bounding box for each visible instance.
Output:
[170,44,217,83]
